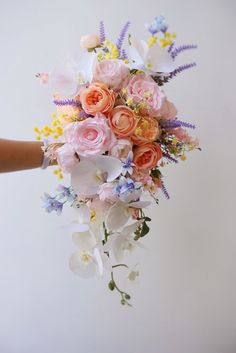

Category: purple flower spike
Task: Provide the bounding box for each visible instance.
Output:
[171,44,198,60]
[53,99,81,107]
[116,21,131,51]
[169,62,197,79]
[99,20,105,44]
[163,152,178,163]
[160,119,196,130]
[160,181,170,200]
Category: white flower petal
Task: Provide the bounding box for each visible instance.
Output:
[72,230,97,250]
[69,251,97,278]
[71,160,101,196]
[88,155,123,182]
[61,221,89,233]
[105,202,130,231]
[93,248,103,276]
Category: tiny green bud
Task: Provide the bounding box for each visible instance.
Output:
[108,280,115,291]
[121,299,126,305]
[124,293,131,300]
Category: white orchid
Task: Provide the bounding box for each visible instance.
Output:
[71,155,122,197]
[68,224,111,279]
[105,199,150,231]
[128,36,175,74]
[50,51,97,97]
[105,221,145,262]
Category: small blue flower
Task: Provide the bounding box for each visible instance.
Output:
[122,151,134,176]
[56,185,76,202]
[145,16,168,35]
[154,15,168,33]
[115,177,141,198]
[41,193,63,215]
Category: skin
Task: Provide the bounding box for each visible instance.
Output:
[0,139,54,173]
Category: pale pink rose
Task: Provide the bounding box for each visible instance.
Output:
[93,59,129,91]
[55,143,78,173]
[109,138,133,160]
[97,183,118,203]
[126,74,166,117]
[80,34,101,49]
[64,113,117,156]
[158,100,177,120]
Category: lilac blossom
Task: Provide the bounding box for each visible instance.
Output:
[56,185,76,202]
[122,151,134,175]
[41,193,63,215]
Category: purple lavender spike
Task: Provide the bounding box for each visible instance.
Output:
[160,181,170,200]
[171,44,198,60]
[99,20,105,43]
[168,42,175,53]
[120,48,128,60]
[163,152,178,163]
[53,99,81,107]
[78,111,91,118]
[169,62,197,79]
[116,21,131,51]
[161,119,196,129]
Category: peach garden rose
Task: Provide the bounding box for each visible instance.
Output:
[133,142,163,170]
[79,82,116,115]
[131,115,160,145]
[108,105,137,137]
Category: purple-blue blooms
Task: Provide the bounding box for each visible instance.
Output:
[56,185,76,202]
[115,176,141,198]
[122,151,134,175]
[145,16,168,35]
[41,193,63,215]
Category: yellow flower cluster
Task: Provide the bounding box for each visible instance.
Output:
[34,114,64,140]
[147,32,176,48]
[53,167,64,179]
[97,39,120,60]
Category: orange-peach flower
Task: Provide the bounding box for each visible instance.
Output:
[79,82,116,115]
[133,143,163,170]
[131,116,160,145]
[108,106,137,137]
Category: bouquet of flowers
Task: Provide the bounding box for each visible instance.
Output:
[35,16,200,306]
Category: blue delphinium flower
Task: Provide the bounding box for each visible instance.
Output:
[145,16,168,35]
[122,151,134,176]
[41,193,63,215]
[115,176,142,200]
[154,15,168,33]
[56,185,76,202]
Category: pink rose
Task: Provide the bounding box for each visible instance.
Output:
[158,100,177,120]
[64,113,116,156]
[93,59,129,91]
[80,34,101,49]
[126,74,166,117]
[97,183,118,203]
[55,143,78,173]
[109,138,133,160]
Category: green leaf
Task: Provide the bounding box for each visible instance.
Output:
[140,221,150,237]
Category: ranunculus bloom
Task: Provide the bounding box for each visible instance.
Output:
[55,143,78,173]
[108,106,137,137]
[93,59,129,91]
[133,143,163,170]
[79,82,116,115]
[158,99,177,120]
[131,116,160,145]
[126,73,166,117]
[80,34,101,49]
[109,138,133,160]
[64,113,116,156]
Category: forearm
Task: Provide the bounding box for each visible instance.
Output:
[0,139,44,173]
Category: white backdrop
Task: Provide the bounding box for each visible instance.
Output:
[0,0,236,352]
